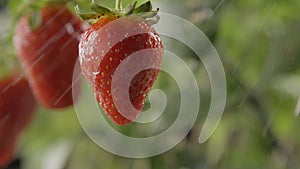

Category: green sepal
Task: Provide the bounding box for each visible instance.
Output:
[78,13,101,20]
[123,1,137,15]
[136,11,158,19]
[135,11,160,24]
[75,5,101,20]
[75,0,160,25]
[29,1,46,9]
[133,1,152,14]
[28,9,42,30]
[88,19,100,25]
[45,0,70,4]
[145,14,160,24]
[90,3,113,15]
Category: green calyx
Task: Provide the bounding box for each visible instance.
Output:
[28,8,42,30]
[75,0,160,24]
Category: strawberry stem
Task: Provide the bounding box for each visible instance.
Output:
[115,0,123,11]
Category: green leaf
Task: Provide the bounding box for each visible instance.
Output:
[78,13,101,20]
[90,3,113,15]
[8,0,26,22]
[28,9,42,30]
[8,0,21,13]
[138,11,157,18]
[133,1,152,14]
[124,1,137,15]
[29,1,47,9]
[75,5,101,20]
[150,156,164,169]
[135,11,160,24]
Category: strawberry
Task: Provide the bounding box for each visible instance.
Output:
[77,1,164,125]
[13,3,83,109]
[0,74,36,168]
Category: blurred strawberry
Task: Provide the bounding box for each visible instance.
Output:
[0,74,36,168]
[13,3,83,109]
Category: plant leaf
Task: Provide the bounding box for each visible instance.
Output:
[29,9,42,30]
[133,1,152,14]
[75,5,101,20]
[8,0,22,13]
[134,11,160,24]
[136,11,158,19]
[124,1,137,15]
[90,3,112,15]
[78,13,101,20]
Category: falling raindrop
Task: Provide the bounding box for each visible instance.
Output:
[295,97,300,116]
[65,22,74,35]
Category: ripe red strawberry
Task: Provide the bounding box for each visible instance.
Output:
[13,4,83,109]
[78,1,164,125]
[0,74,36,167]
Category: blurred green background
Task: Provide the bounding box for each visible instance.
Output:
[1,0,300,168]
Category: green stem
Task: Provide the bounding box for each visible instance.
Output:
[115,0,122,11]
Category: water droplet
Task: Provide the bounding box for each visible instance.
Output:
[92,71,99,75]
